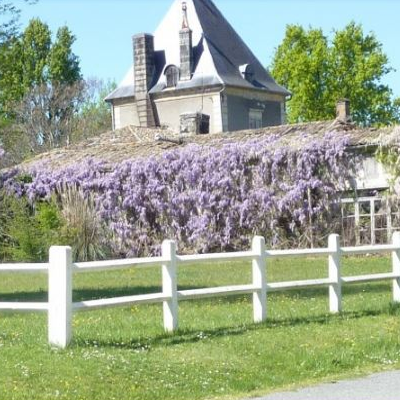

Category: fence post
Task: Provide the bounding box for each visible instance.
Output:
[328,234,342,313]
[162,240,178,332]
[48,246,73,348]
[392,232,400,303]
[252,236,267,323]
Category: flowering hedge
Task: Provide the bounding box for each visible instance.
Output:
[1,133,352,256]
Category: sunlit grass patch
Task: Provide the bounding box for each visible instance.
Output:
[1,255,400,400]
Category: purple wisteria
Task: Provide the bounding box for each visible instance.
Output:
[0,133,352,256]
[0,146,5,168]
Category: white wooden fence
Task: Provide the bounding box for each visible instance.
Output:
[1,233,400,348]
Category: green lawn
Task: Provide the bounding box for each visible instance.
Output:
[1,255,400,400]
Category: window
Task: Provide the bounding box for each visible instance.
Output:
[239,64,255,82]
[164,65,179,88]
[249,109,263,129]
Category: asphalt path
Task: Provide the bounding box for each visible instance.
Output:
[249,370,400,400]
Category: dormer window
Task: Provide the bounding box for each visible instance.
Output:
[165,65,180,88]
[239,64,255,82]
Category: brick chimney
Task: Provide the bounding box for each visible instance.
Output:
[179,2,193,81]
[180,112,210,136]
[133,33,157,127]
[336,99,351,123]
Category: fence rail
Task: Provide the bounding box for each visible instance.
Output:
[1,233,400,348]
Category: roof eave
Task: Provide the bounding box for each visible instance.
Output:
[151,83,225,99]
[223,83,290,98]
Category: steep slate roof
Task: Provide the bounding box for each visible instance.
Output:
[17,121,399,171]
[105,0,289,101]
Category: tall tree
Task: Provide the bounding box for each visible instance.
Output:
[0,1,30,116]
[1,17,81,112]
[14,20,82,148]
[1,16,83,153]
[21,18,51,87]
[15,81,84,148]
[271,22,400,126]
[270,25,331,123]
[48,26,81,84]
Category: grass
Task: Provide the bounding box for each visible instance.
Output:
[1,255,400,400]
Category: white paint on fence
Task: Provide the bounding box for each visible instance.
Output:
[328,234,342,313]
[74,256,166,272]
[252,236,267,323]
[177,284,256,300]
[267,278,333,291]
[341,244,397,255]
[73,293,168,311]
[177,251,253,263]
[342,272,399,284]
[392,232,400,302]
[0,302,48,312]
[0,264,48,273]
[48,246,73,348]
[266,248,331,258]
[2,234,400,348]
[162,240,178,332]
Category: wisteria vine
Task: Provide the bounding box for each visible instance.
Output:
[0,133,352,256]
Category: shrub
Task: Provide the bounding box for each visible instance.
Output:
[0,195,66,262]
[57,183,111,261]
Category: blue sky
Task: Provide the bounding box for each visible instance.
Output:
[17,0,400,97]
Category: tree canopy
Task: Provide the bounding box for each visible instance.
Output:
[0,14,85,154]
[0,18,81,116]
[0,1,113,167]
[271,22,400,126]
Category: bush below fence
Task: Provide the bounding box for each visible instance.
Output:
[1,233,400,348]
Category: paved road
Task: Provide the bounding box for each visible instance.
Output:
[249,370,400,400]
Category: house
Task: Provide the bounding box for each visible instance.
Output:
[105,0,290,134]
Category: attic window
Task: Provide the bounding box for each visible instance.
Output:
[165,65,180,88]
[239,64,255,82]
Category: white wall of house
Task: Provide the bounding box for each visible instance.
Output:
[113,101,140,130]
[154,92,222,133]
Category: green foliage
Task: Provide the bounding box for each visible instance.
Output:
[0,195,67,262]
[0,186,111,262]
[0,37,25,117]
[21,18,51,87]
[376,129,400,191]
[1,3,111,159]
[271,22,400,126]
[271,25,331,122]
[48,26,81,84]
[0,2,40,117]
[0,15,82,150]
